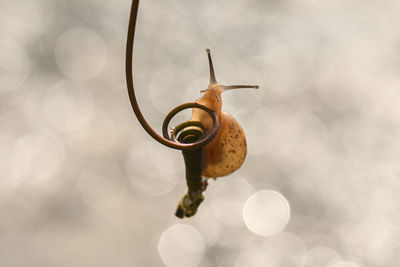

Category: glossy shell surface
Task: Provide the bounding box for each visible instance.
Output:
[201,112,247,178]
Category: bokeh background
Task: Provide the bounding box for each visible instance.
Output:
[1,0,400,266]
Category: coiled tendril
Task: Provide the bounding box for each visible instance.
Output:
[125,0,219,150]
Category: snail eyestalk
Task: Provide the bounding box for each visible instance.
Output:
[206,48,217,86]
[201,49,259,94]
[222,85,259,91]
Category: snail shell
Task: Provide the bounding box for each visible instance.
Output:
[202,111,247,178]
[191,49,258,179]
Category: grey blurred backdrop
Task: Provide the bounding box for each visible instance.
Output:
[1,0,400,266]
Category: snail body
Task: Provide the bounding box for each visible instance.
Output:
[191,49,258,179]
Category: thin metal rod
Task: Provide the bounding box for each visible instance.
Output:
[125,0,218,150]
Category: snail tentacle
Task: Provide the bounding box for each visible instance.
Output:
[221,84,259,91]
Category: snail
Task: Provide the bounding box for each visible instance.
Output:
[173,49,258,218]
[192,49,258,179]
[125,0,258,218]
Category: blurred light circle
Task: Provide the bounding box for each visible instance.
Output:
[243,190,290,236]
[23,75,59,133]
[148,64,195,114]
[240,106,285,155]
[217,223,256,249]
[148,65,178,113]
[330,261,359,267]
[67,108,117,156]
[235,246,277,267]
[191,204,221,246]
[0,0,54,42]
[0,150,10,189]
[10,133,64,184]
[125,142,181,196]
[314,44,369,111]
[0,130,19,195]
[78,161,127,211]
[216,249,238,267]
[55,28,107,80]
[262,231,307,266]
[202,0,255,41]
[262,37,314,97]
[42,81,95,131]
[0,38,30,93]
[158,224,205,267]
[207,177,254,226]
[301,246,341,267]
[23,77,94,134]
[273,111,328,166]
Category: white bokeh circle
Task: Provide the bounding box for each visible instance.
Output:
[125,142,181,196]
[301,246,342,267]
[158,224,205,267]
[78,161,127,211]
[235,245,277,267]
[207,177,255,226]
[67,108,118,156]
[263,231,308,266]
[55,28,107,80]
[330,261,360,267]
[42,81,95,132]
[243,190,290,236]
[0,38,30,93]
[10,133,64,185]
[262,37,314,97]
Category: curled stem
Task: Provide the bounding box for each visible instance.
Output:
[125,0,219,150]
